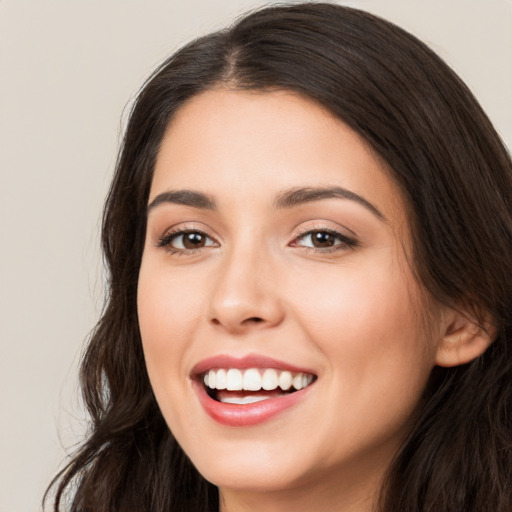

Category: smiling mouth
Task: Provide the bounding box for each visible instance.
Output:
[201,368,317,404]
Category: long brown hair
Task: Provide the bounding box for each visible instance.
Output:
[45,3,512,511]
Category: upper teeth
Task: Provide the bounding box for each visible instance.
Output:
[203,368,314,392]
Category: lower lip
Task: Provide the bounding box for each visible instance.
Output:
[193,380,312,427]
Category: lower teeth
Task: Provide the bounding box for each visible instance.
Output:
[219,395,271,404]
[210,387,293,404]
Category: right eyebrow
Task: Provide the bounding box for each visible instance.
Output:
[147,190,217,213]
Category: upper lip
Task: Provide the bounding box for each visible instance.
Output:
[191,353,317,378]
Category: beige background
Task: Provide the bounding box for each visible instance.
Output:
[1,1,510,511]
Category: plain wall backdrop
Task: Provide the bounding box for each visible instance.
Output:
[1,1,510,511]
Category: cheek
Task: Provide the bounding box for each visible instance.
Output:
[287,262,435,456]
[288,256,434,390]
[137,260,209,439]
[291,259,416,336]
[137,261,204,380]
[139,255,205,324]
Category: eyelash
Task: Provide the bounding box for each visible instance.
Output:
[157,227,216,255]
[290,227,358,253]
[157,226,358,256]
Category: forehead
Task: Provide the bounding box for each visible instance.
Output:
[151,88,405,225]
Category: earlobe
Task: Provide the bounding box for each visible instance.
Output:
[435,310,497,368]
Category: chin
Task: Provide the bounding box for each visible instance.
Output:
[183,438,317,493]
[201,461,309,493]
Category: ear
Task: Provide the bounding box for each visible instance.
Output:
[435,308,497,368]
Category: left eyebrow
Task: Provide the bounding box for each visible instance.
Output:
[273,186,385,221]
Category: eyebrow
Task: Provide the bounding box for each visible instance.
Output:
[147,185,385,221]
[274,186,385,220]
[147,190,216,212]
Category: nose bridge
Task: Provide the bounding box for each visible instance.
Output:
[208,233,283,332]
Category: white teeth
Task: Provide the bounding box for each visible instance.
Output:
[215,369,227,390]
[226,369,243,390]
[262,369,278,390]
[292,374,304,390]
[208,369,216,389]
[278,371,293,390]
[243,368,262,391]
[220,395,269,404]
[204,368,314,392]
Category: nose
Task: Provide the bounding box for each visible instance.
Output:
[207,245,285,334]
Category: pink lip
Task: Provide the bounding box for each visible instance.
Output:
[190,354,316,427]
[191,354,315,376]
[193,379,313,427]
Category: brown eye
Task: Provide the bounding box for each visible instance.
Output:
[182,232,207,249]
[310,231,336,248]
[158,229,217,252]
[292,229,357,251]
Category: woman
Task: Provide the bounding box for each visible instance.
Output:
[45,3,512,511]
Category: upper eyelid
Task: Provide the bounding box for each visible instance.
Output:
[156,229,220,255]
[291,228,354,243]
[158,222,217,238]
[160,225,350,239]
[290,224,359,248]
[292,222,357,239]
[155,224,219,250]
[154,221,358,247]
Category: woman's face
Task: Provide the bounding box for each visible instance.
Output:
[138,89,443,506]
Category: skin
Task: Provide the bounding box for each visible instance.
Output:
[137,89,479,512]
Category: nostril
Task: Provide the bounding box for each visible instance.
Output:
[209,315,267,330]
[245,317,263,324]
